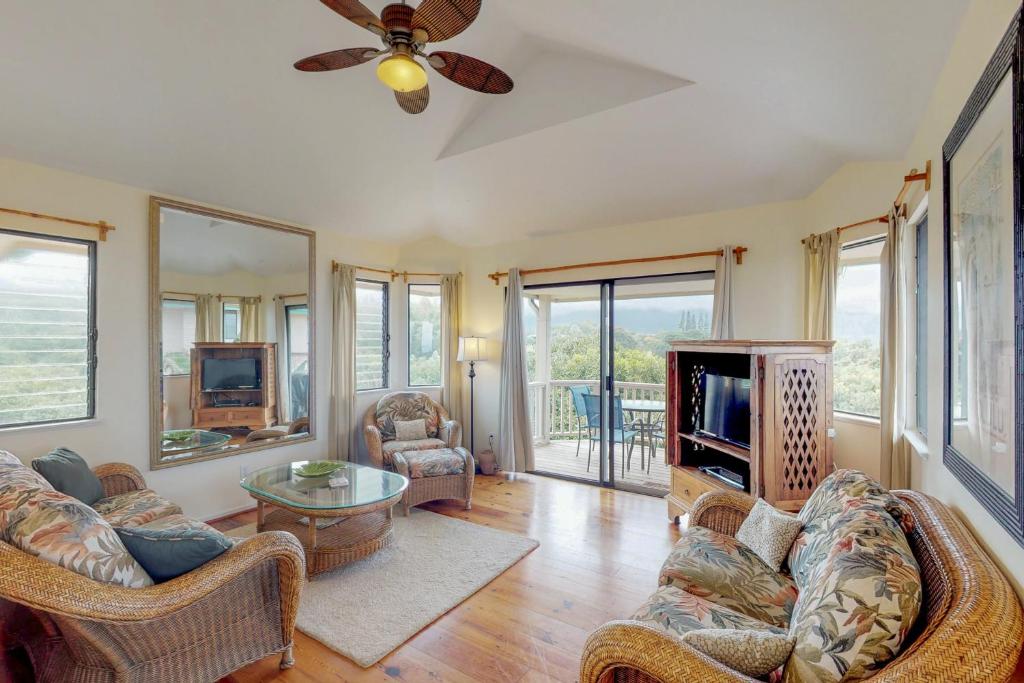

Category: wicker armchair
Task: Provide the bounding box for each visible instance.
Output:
[363,392,472,515]
[0,463,306,683]
[580,489,1024,683]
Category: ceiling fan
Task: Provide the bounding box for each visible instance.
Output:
[294,0,513,115]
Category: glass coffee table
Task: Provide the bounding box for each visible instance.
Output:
[241,461,408,577]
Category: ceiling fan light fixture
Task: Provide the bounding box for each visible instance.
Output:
[376,54,428,92]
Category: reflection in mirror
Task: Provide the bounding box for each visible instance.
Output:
[151,199,314,468]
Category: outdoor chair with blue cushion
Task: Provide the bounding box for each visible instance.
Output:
[568,385,592,457]
[583,394,638,475]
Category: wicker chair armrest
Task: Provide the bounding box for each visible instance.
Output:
[0,531,305,626]
[364,424,385,469]
[689,490,755,538]
[580,620,757,683]
[439,419,462,449]
[92,463,147,497]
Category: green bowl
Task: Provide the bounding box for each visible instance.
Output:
[293,461,345,478]
[163,430,196,443]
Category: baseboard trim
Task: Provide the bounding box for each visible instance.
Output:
[204,504,257,524]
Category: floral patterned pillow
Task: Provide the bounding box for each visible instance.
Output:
[0,456,55,533]
[375,392,440,441]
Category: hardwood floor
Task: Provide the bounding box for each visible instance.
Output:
[214,472,681,683]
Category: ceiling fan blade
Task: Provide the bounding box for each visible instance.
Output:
[428,51,513,94]
[395,85,430,115]
[320,0,386,36]
[294,47,380,72]
[411,0,481,42]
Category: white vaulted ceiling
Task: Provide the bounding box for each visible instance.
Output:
[0,1,968,246]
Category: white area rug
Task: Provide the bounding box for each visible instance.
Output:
[228,509,538,667]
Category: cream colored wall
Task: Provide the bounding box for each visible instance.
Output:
[900,0,1024,595]
[0,156,399,521]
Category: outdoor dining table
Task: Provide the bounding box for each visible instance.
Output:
[621,399,665,463]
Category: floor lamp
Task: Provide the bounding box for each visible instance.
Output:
[457,336,486,455]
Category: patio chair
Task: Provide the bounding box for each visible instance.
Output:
[568,385,592,457]
[583,394,638,476]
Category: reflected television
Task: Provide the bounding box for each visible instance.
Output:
[699,373,751,448]
[201,358,261,391]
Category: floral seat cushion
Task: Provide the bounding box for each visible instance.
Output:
[93,489,183,528]
[381,438,447,460]
[633,585,787,639]
[0,453,55,532]
[660,526,798,628]
[375,392,441,441]
[396,448,466,479]
[4,488,153,588]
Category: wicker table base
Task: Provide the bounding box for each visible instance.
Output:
[256,501,397,577]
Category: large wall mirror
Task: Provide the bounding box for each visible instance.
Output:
[149,198,315,469]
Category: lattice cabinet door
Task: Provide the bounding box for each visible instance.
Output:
[761,354,834,511]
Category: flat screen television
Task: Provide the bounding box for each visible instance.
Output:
[699,373,751,448]
[201,358,261,391]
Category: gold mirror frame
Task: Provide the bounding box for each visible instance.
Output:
[148,197,316,469]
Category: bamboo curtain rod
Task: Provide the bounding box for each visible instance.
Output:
[330,260,460,282]
[803,162,931,244]
[0,206,115,241]
[161,291,262,301]
[487,246,748,285]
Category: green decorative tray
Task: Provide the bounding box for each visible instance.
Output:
[163,430,196,443]
[293,461,346,478]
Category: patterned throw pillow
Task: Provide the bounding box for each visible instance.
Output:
[682,629,795,678]
[375,392,440,440]
[5,490,153,588]
[394,418,429,441]
[736,499,803,572]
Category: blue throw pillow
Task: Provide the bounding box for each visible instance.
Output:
[31,447,105,506]
[115,524,232,583]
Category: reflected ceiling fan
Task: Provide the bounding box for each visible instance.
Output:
[294,0,513,114]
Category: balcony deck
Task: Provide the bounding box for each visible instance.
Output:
[531,438,670,494]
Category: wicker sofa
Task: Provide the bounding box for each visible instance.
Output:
[581,485,1024,683]
[0,460,306,683]
[363,391,473,515]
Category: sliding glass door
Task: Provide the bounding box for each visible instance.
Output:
[524,271,714,495]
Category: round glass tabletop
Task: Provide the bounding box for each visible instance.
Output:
[240,460,408,511]
[160,429,231,455]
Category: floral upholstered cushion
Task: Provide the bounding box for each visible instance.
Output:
[659,526,799,628]
[784,496,922,682]
[0,450,29,468]
[382,438,447,461]
[788,469,914,589]
[93,489,183,528]
[682,628,796,678]
[0,454,55,531]
[375,392,440,441]
[397,448,466,479]
[632,585,787,638]
[4,489,153,588]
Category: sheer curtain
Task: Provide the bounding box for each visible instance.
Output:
[240,296,262,342]
[497,268,534,472]
[194,294,220,342]
[711,245,735,339]
[880,207,911,488]
[440,273,464,444]
[329,264,357,461]
[803,229,841,340]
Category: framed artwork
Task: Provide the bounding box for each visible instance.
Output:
[943,9,1024,545]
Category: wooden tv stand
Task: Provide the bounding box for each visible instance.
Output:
[190,343,278,431]
[665,340,834,522]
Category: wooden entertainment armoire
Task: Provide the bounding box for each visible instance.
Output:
[666,340,834,522]
[190,342,278,431]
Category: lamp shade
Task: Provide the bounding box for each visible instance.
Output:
[457,336,486,362]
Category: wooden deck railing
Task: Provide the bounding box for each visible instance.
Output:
[528,380,666,443]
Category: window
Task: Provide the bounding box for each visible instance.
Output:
[833,236,884,418]
[285,304,309,420]
[913,215,928,435]
[356,280,389,391]
[161,298,196,375]
[408,283,441,386]
[222,301,240,343]
[0,228,95,428]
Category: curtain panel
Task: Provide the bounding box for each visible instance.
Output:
[497,268,534,472]
[194,294,220,343]
[440,273,465,446]
[329,264,358,461]
[239,296,262,342]
[880,208,911,488]
[711,244,735,339]
[803,229,840,340]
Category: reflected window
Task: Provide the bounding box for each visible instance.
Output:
[162,298,196,375]
[285,304,309,420]
[222,301,240,343]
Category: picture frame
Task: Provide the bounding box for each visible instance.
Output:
[943,8,1024,546]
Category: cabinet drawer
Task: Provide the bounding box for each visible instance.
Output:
[671,467,721,508]
[227,408,264,422]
